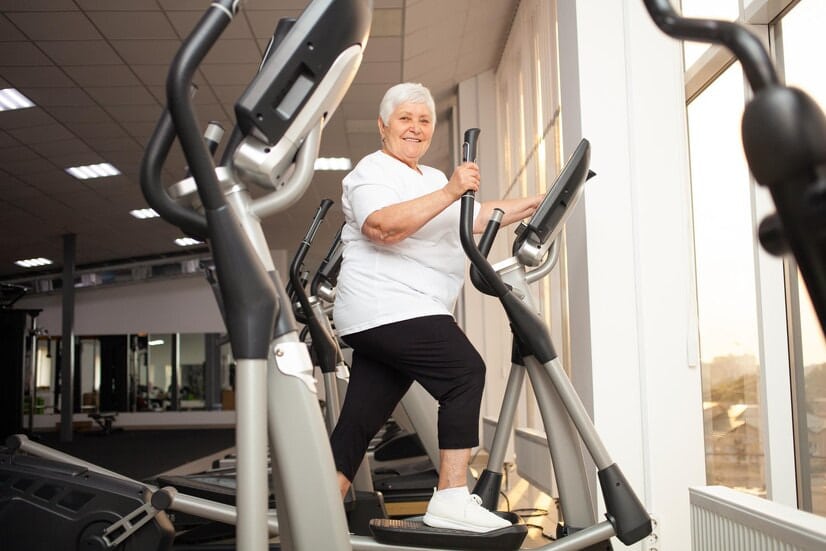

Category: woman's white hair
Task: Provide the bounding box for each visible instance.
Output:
[379,82,436,125]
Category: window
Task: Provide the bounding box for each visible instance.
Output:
[687,63,767,496]
[777,0,826,516]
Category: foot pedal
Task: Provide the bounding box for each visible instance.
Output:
[369,515,527,550]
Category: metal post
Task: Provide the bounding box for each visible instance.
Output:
[171,333,180,411]
[27,315,38,434]
[204,333,221,410]
[60,233,76,442]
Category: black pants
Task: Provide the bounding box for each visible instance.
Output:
[330,315,486,482]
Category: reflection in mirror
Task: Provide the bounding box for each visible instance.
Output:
[26,332,235,416]
[79,338,99,412]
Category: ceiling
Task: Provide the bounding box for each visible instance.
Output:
[0,0,518,287]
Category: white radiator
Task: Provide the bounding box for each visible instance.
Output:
[690,486,826,550]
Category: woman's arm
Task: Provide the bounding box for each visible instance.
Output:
[473,195,543,233]
[362,162,480,245]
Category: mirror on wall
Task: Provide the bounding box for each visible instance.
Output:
[24,332,235,415]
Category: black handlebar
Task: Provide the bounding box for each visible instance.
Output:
[459,128,514,299]
[289,199,339,373]
[462,127,481,200]
[290,199,334,297]
[642,0,777,92]
[311,223,345,296]
[458,128,555,364]
[140,108,209,238]
[469,209,504,296]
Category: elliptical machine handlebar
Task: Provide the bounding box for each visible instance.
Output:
[288,199,340,374]
[289,198,334,318]
[643,0,777,91]
[459,129,554,366]
[459,128,512,299]
[311,223,345,300]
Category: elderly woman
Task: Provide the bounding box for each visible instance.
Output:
[330,82,541,532]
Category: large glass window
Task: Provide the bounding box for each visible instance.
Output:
[777,0,826,516]
[687,63,766,496]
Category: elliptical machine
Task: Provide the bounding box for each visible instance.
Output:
[366,131,652,550]
[1,1,373,549]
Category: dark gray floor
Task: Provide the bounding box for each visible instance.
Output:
[28,428,235,481]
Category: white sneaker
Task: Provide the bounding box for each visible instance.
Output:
[423,489,511,533]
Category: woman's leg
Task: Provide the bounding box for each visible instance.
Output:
[437,448,472,489]
[330,347,413,488]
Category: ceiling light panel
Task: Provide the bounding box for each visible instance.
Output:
[65,163,121,180]
[0,88,35,111]
[314,157,352,171]
[175,238,203,247]
[130,208,160,220]
[14,257,53,268]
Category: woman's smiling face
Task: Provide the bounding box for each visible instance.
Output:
[378,101,434,169]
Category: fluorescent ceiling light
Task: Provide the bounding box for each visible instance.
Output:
[130,208,160,219]
[175,237,203,247]
[14,257,53,268]
[65,163,121,180]
[148,339,164,346]
[0,88,35,111]
[314,157,352,171]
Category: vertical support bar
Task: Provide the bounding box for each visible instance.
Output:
[204,333,222,410]
[267,334,351,550]
[785,260,812,511]
[171,333,180,411]
[60,233,76,442]
[486,362,526,469]
[235,357,270,550]
[525,355,597,531]
[27,317,38,433]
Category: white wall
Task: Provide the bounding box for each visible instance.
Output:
[15,276,226,336]
[12,248,290,337]
[556,1,706,549]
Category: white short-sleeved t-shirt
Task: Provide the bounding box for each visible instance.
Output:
[333,150,479,336]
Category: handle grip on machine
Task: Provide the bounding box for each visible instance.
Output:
[460,128,515,299]
[461,127,481,199]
